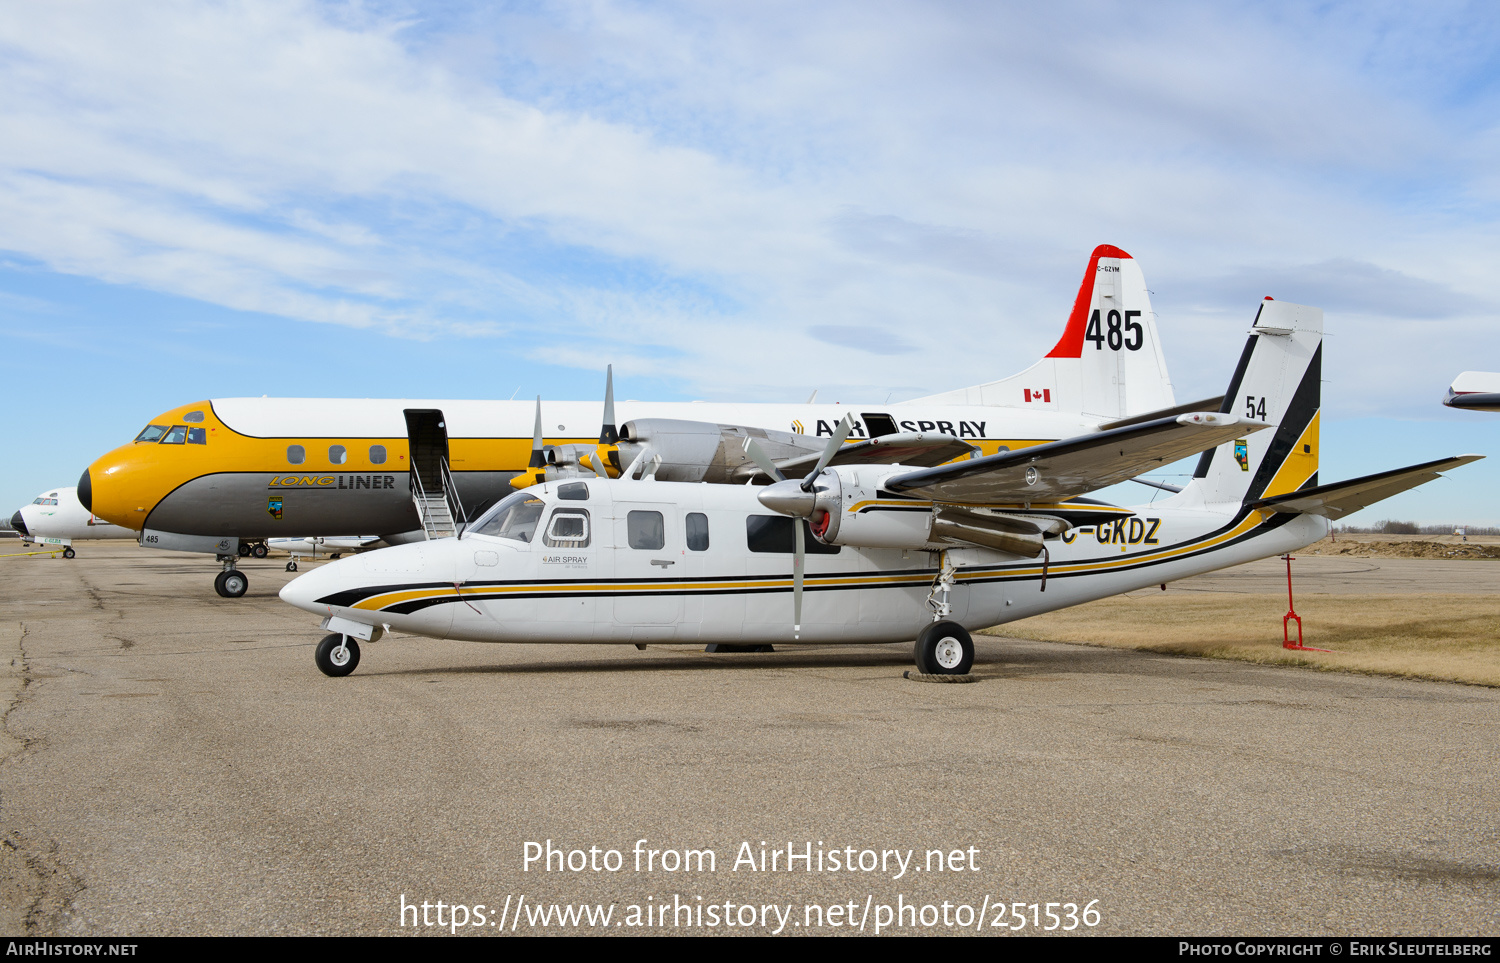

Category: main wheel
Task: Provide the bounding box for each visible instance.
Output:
[315,634,360,677]
[237,542,251,557]
[285,561,298,572]
[914,621,974,675]
[214,569,249,598]
[62,547,75,559]
[251,542,269,559]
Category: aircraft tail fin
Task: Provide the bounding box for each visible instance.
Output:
[1185,299,1323,507]
[905,244,1176,419]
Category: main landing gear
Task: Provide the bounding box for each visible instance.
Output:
[914,621,975,675]
[315,634,360,677]
[236,541,269,559]
[913,552,974,675]
[285,560,299,572]
[213,555,248,598]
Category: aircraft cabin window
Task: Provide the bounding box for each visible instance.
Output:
[369,445,387,465]
[686,513,709,551]
[182,410,205,423]
[135,425,168,443]
[287,445,306,465]
[329,445,348,465]
[160,426,188,445]
[474,494,544,542]
[627,511,665,550]
[746,515,841,554]
[543,509,591,548]
[187,427,207,445]
[557,482,589,500]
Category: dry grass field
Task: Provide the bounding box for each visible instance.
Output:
[991,588,1500,687]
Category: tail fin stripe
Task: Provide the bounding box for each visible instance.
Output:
[1245,343,1321,503]
[1193,334,1260,479]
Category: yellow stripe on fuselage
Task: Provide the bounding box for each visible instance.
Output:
[86,398,595,528]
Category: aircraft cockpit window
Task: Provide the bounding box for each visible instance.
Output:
[556,482,589,500]
[473,492,544,542]
[329,445,348,465]
[160,426,189,445]
[686,512,710,551]
[287,445,306,465]
[543,509,591,548]
[369,445,387,465]
[187,427,207,445]
[135,425,168,443]
[182,411,205,423]
[627,511,665,550]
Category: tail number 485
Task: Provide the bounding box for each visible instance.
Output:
[1085,310,1144,351]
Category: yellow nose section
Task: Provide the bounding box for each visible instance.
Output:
[87,401,221,530]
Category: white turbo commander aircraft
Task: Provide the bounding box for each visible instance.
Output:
[280,299,1480,677]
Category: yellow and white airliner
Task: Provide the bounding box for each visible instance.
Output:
[83,245,1209,596]
[280,298,1481,677]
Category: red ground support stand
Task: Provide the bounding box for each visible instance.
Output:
[1281,554,1330,652]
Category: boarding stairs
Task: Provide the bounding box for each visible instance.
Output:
[404,409,468,541]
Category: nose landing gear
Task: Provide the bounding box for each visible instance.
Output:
[315,634,360,676]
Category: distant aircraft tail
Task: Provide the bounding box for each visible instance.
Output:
[1184,299,1323,507]
[906,244,1177,419]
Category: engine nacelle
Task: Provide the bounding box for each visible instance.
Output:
[617,419,822,483]
[808,465,1049,557]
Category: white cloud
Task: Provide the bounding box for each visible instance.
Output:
[0,0,1498,414]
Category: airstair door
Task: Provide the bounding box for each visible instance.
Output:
[403,408,459,539]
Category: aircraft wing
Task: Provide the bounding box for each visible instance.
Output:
[1444,372,1500,411]
[1095,395,1226,430]
[765,432,978,480]
[881,413,1264,504]
[1247,455,1483,518]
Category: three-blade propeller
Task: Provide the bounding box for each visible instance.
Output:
[744,415,853,638]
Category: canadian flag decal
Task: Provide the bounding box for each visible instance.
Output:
[1024,388,1052,403]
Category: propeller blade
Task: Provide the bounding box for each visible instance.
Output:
[598,364,618,445]
[743,436,787,483]
[528,396,546,469]
[793,517,804,639]
[801,414,853,492]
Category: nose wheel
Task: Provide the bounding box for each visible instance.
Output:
[315,634,360,676]
[62,547,75,559]
[914,621,974,675]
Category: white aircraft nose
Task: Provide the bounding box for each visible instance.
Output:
[279,565,334,614]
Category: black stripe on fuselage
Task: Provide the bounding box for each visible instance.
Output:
[328,509,1294,614]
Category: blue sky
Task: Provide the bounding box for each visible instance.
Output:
[3,1,1500,524]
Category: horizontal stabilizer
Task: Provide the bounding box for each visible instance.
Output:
[763,432,977,480]
[1444,373,1500,412]
[883,412,1266,504]
[1247,455,1483,518]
